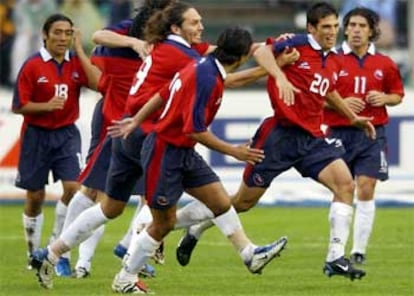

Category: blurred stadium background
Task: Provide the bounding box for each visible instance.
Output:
[0,0,413,206]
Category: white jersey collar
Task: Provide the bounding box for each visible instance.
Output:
[341,41,376,55]
[166,34,192,48]
[40,47,70,62]
[307,34,337,56]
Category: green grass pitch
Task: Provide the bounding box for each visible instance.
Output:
[0,204,413,295]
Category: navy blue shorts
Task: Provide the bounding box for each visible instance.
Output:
[79,136,112,192]
[105,126,147,202]
[85,98,104,162]
[142,133,220,210]
[243,119,345,188]
[16,124,81,191]
[327,125,388,181]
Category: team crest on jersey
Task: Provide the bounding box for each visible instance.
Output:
[374,69,384,80]
[72,71,80,81]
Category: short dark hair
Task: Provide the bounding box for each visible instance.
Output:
[306,2,338,27]
[213,26,253,65]
[42,14,73,35]
[343,7,380,42]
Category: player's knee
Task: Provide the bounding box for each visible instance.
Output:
[233,200,254,213]
[61,182,80,203]
[101,199,126,219]
[80,185,98,200]
[150,217,175,240]
[334,178,355,202]
[26,190,45,210]
[357,179,376,200]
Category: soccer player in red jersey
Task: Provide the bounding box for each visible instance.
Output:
[323,7,404,265]
[29,2,213,290]
[108,26,290,294]
[175,2,375,281]
[11,14,96,272]
[30,3,295,290]
[58,0,173,278]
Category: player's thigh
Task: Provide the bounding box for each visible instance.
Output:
[185,181,231,215]
[318,158,354,195]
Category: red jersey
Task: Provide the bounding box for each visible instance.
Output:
[155,55,226,147]
[91,19,142,123]
[324,42,405,126]
[267,34,342,137]
[125,34,209,133]
[12,47,88,129]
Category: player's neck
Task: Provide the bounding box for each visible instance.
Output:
[350,44,369,58]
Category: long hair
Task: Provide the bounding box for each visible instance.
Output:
[306,2,338,27]
[213,26,253,66]
[144,2,193,44]
[343,7,380,42]
[128,0,176,38]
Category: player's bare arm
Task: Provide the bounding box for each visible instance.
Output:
[13,96,66,114]
[366,90,402,107]
[225,47,299,88]
[326,90,376,139]
[189,131,264,165]
[72,27,100,90]
[92,29,151,59]
[253,44,299,106]
[107,93,164,139]
[325,96,366,114]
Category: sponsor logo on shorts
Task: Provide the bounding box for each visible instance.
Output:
[156,195,169,206]
[253,173,265,187]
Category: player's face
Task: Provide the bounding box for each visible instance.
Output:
[345,15,372,49]
[176,8,204,44]
[44,21,74,59]
[308,15,339,51]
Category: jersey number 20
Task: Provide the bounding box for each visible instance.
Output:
[309,73,329,96]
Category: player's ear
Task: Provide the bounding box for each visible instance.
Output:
[306,23,314,34]
[170,24,181,35]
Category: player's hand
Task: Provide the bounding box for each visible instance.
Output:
[366,90,387,107]
[344,96,366,113]
[275,33,295,42]
[232,142,265,165]
[276,46,300,67]
[275,73,300,106]
[72,27,82,49]
[47,95,65,111]
[107,118,136,139]
[131,39,153,59]
[351,116,376,140]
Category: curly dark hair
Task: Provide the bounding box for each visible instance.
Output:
[128,0,176,38]
[343,7,381,42]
